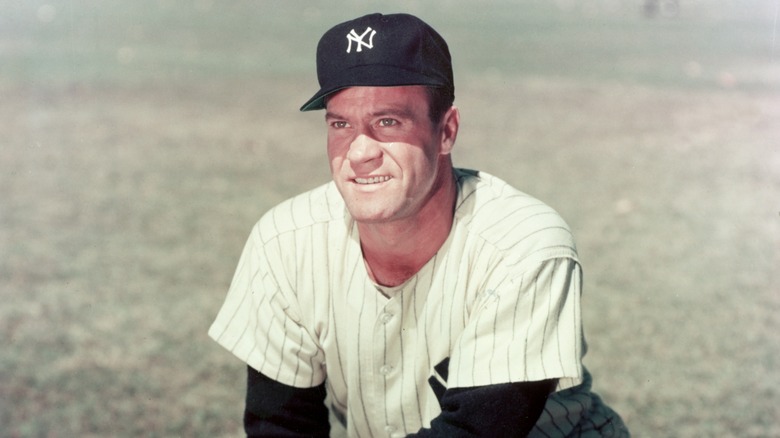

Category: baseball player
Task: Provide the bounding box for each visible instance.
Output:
[209,13,629,437]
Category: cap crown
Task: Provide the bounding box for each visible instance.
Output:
[300,13,453,111]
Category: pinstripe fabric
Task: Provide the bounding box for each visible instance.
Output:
[209,169,626,437]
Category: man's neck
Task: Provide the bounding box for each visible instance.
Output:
[358,169,458,287]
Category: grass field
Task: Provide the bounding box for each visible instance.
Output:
[2,0,779,436]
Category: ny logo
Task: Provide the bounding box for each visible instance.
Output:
[346,27,377,53]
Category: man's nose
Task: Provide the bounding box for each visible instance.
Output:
[347,134,383,164]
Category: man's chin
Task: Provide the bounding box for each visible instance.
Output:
[346,205,398,225]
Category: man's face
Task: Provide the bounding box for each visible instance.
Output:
[325,86,454,225]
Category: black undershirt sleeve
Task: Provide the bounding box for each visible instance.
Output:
[244,366,330,438]
[406,379,558,438]
[244,364,554,438]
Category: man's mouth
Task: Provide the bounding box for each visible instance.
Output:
[354,176,391,185]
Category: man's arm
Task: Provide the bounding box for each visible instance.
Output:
[408,379,558,438]
[244,366,330,438]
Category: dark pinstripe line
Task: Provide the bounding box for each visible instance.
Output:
[547,259,563,376]
[289,231,298,293]
[339,231,360,347]
[291,322,304,385]
[282,199,298,295]
[253,289,274,376]
[479,203,544,235]
[419,260,432,372]
[468,297,489,383]
[556,260,574,376]
[235,261,273,358]
[447,235,472,379]
[215,250,255,343]
[446,243,466,352]
[347,409,359,438]
[328,287,347,390]
[459,192,535,229]
[398,290,410,433]
[494,211,562,243]
[539,260,555,378]
[481,270,509,384]
[497,225,574,252]
[455,312,468,384]
[503,243,577,270]
[324,184,336,219]
[306,225,317,388]
[308,345,318,387]
[488,291,499,383]
[259,186,337,245]
[217,241,253,330]
[289,191,300,230]
[404,275,425,425]
[259,236,297,381]
[382,295,390,431]
[270,201,282,241]
[354,274,373,437]
[507,273,524,381]
[573,264,583,364]
[444,246,465,352]
[229,278,266,353]
[270,290,287,381]
[220,290,249,348]
[329,288,347,386]
[328,223,350,389]
[523,269,538,380]
[324,223,352,392]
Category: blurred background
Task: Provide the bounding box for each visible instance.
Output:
[1,0,778,436]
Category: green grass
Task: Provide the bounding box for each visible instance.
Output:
[2,0,779,436]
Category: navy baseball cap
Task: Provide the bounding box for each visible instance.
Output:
[300,13,454,111]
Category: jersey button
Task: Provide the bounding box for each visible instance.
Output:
[380,312,393,324]
[384,425,397,435]
[379,365,393,376]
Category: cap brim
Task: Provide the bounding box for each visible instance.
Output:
[299,65,449,112]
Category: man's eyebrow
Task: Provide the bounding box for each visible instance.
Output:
[324,106,416,121]
[324,110,343,120]
[371,106,415,119]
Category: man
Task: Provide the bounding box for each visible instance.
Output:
[209,13,629,437]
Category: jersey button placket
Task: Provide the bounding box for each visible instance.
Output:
[379,364,393,376]
[372,298,401,434]
[379,311,394,324]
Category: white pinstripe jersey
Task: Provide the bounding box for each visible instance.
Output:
[209,169,618,437]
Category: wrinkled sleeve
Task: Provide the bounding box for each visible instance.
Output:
[208,224,326,388]
[449,257,584,391]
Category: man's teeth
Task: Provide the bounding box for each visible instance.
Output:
[355,176,391,184]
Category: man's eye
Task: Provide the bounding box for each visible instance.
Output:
[379,118,398,127]
[331,121,348,129]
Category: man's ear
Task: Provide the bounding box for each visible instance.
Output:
[439,106,460,156]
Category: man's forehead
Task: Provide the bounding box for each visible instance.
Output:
[325,85,429,108]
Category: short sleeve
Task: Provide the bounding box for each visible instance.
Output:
[208,224,326,388]
[448,257,584,391]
